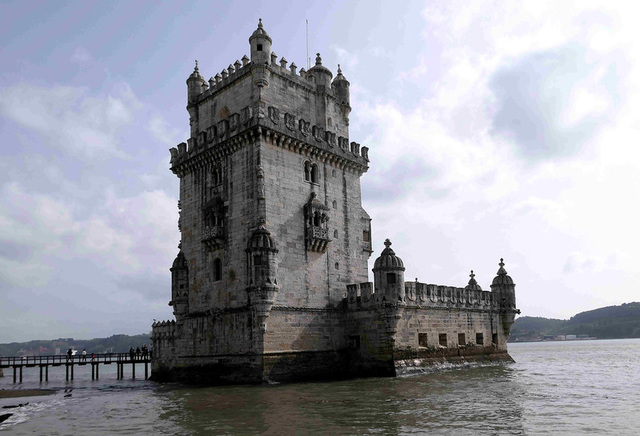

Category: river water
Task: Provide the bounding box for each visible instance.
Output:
[1,339,639,435]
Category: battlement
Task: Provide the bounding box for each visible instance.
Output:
[346,280,497,310]
[151,320,176,338]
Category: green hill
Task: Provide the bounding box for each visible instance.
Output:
[510,302,640,342]
[0,333,151,357]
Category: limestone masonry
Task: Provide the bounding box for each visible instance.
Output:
[151,20,520,384]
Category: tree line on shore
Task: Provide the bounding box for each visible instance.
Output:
[0,333,151,357]
[510,302,640,341]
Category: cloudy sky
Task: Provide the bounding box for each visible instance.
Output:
[1,0,638,342]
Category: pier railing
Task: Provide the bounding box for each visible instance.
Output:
[0,352,153,383]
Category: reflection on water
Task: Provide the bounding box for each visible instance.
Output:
[2,339,639,435]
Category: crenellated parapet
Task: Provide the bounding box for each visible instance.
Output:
[151,320,177,339]
[172,19,367,180]
[346,281,497,311]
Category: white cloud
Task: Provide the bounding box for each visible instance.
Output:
[0,83,141,159]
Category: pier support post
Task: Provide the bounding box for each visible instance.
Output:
[46,365,48,382]
[132,362,135,379]
[19,366,22,383]
[71,363,74,381]
[13,366,16,383]
[66,364,69,381]
[40,365,43,382]
[96,363,99,380]
[145,362,148,380]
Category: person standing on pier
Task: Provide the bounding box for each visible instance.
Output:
[82,349,87,361]
[66,348,72,361]
[129,347,135,361]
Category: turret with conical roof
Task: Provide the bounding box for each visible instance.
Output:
[308,53,333,90]
[490,258,519,338]
[186,60,207,105]
[249,18,272,65]
[373,239,406,303]
[465,270,482,291]
[331,64,351,111]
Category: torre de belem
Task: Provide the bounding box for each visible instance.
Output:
[151,20,519,384]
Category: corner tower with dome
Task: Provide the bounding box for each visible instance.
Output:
[151,20,519,384]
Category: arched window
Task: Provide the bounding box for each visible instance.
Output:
[310,164,319,183]
[213,258,222,281]
[332,200,337,209]
[313,211,321,227]
[304,161,311,181]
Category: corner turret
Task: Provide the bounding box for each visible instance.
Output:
[331,64,351,111]
[245,225,279,334]
[169,251,189,319]
[490,258,519,335]
[308,53,333,90]
[373,239,406,303]
[186,60,206,105]
[249,18,272,65]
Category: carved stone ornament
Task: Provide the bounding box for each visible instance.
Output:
[229,113,239,131]
[299,119,310,136]
[241,106,253,125]
[217,119,228,138]
[268,106,280,124]
[326,131,336,147]
[285,112,295,131]
[313,125,325,142]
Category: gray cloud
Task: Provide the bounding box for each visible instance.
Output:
[489,43,627,161]
[363,157,446,203]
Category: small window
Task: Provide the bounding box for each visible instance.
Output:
[418,333,428,347]
[476,333,484,345]
[328,117,332,127]
[332,200,337,209]
[213,258,222,281]
[334,230,338,238]
[257,44,263,52]
[458,333,466,346]
[304,161,311,181]
[492,333,498,345]
[386,273,396,284]
[335,262,339,270]
[310,164,319,183]
[349,335,360,349]
[439,333,447,347]
[332,169,336,177]
[363,230,370,242]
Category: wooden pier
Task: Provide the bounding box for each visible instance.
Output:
[0,353,152,383]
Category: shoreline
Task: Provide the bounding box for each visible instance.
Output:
[0,389,56,399]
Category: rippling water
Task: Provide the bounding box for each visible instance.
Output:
[1,339,639,435]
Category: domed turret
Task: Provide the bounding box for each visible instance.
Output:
[170,251,189,319]
[249,18,272,65]
[372,239,406,303]
[186,60,206,104]
[490,258,516,310]
[465,270,482,291]
[331,64,351,109]
[245,225,279,334]
[491,258,514,286]
[308,53,333,89]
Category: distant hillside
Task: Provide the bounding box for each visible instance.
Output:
[510,302,640,341]
[0,333,151,357]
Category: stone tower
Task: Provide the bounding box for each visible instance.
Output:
[152,20,372,383]
[152,20,518,385]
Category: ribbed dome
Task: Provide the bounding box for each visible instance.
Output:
[308,53,333,78]
[187,60,205,82]
[331,64,349,85]
[172,251,187,269]
[492,259,514,285]
[373,239,405,270]
[249,18,272,43]
[465,270,482,291]
[247,225,277,251]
